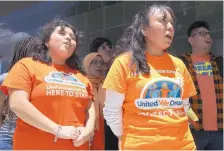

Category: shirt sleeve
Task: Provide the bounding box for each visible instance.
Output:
[1,59,33,95]
[103,58,128,94]
[103,89,125,137]
[181,63,197,100]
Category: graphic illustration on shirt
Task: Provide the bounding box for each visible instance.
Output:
[193,61,213,76]
[44,71,88,98]
[135,78,184,117]
[45,71,86,88]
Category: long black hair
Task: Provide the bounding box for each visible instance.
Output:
[8,36,41,71]
[33,19,85,74]
[1,36,41,122]
[115,4,176,74]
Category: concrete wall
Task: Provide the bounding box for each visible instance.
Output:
[0,1,223,73]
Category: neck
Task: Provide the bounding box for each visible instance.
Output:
[147,47,164,56]
[191,47,209,56]
[105,59,113,70]
[87,75,104,87]
[52,58,66,65]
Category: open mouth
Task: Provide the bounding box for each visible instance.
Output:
[165,35,172,40]
[64,41,71,47]
[64,43,71,48]
[64,43,70,45]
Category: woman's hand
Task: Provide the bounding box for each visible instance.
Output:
[72,126,94,147]
[57,126,80,140]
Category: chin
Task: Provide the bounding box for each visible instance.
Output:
[203,50,210,54]
[161,45,170,51]
[61,50,74,57]
[57,54,71,61]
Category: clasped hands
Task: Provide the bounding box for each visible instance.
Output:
[56,125,94,147]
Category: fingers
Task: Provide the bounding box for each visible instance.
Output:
[70,128,80,140]
[73,136,85,147]
[74,133,85,143]
[73,131,86,146]
[72,127,93,147]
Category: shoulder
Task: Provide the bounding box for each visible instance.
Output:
[168,54,186,65]
[113,51,133,67]
[17,57,44,67]
[167,54,188,72]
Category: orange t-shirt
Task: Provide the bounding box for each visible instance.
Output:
[103,52,197,150]
[191,54,218,131]
[1,58,93,150]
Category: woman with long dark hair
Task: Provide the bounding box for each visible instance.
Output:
[0,36,41,150]
[103,4,197,150]
[1,19,95,150]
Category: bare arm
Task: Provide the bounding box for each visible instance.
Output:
[73,100,95,146]
[103,89,124,137]
[8,88,58,134]
[8,88,80,140]
[85,101,96,132]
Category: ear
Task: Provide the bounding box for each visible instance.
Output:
[45,42,49,48]
[141,25,147,36]
[141,29,146,36]
[188,37,194,45]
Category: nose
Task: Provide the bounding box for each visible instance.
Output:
[96,62,103,67]
[65,34,71,41]
[167,22,174,32]
[206,33,211,39]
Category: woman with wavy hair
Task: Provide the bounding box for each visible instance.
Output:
[1,19,95,150]
[103,4,197,150]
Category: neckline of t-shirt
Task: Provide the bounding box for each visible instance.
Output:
[191,53,210,61]
[145,51,168,60]
[51,63,67,70]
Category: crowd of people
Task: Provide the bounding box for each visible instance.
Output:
[0,3,223,150]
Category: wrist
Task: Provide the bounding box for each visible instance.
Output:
[85,126,94,133]
[50,123,59,135]
[85,126,94,139]
[53,124,62,142]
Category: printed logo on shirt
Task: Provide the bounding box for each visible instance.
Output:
[45,71,86,88]
[44,71,89,98]
[193,61,213,76]
[135,78,185,117]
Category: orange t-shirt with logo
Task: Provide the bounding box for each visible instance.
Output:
[103,52,197,150]
[1,58,93,150]
[191,54,218,131]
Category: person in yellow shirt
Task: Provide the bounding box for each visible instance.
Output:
[103,4,197,150]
